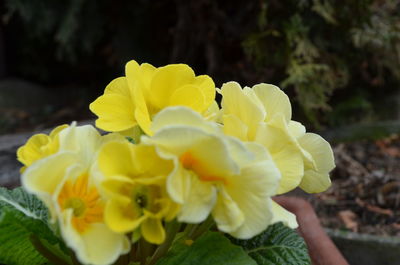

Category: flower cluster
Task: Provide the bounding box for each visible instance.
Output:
[18,60,334,265]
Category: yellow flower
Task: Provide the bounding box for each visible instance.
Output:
[219,81,335,194]
[22,124,129,265]
[89,60,216,135]
[142,106,283,239]
[98,141,180,244]
[17,124,68,171]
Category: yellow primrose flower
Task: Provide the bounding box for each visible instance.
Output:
[98,141,179,244]
[17,124,68,171]
[22,124,129,265]
[219,81,335,194]
[89,60,216,135]
[142,106,287,239]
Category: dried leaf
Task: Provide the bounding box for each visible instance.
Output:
[338,210,358,232]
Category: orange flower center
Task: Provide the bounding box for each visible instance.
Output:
[58,173,104,234]
[180,152,227,184]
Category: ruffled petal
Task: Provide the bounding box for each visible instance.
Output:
[253,83,292,122]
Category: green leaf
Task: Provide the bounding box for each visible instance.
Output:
[155,231,257,265]
[0,187,70,265]
[231,223,311,265]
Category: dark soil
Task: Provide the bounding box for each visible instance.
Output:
[310,135,400,236]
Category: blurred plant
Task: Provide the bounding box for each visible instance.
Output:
[3,0,400,126]
[243,0,400,125]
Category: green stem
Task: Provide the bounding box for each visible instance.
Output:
[183,223,199,239]
[190,216,214,240]
[147,220,181,265]
[30,235,73,265]
[139,238,153,265]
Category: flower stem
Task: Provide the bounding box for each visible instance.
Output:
[147,220,180,265]
[139,238,153,265]
[30,234,73,265]
[183,223,198,239]
[190,215,214,240]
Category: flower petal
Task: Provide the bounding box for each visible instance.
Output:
[61,210,129,265]
[90,93,136,132]
[212,189,244,233]
[177,173,217,223]
[300,170,331,193]
[253,83,292,122]
[150,64,195,109]
[270,201,298,228]
[169,84,206,112]
[141,218,166,245]
[104,199,145,233]
[220,81,265,140]
[98,141,137,177]
[226,159,280,239]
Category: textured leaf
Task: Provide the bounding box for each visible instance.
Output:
[0,187,67,265]
[155,232,257,265]
[231,222,311,265]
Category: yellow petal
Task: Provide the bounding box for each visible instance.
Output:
[270,201,298,228]
[61,210,129,265]
[273,147,304,194]
[165,162,190,204]
[220,81,265,140]
[133,86,153,135]
[177,173,216,223]
[98,141,137,177]
[90,93,136,132]
[223,114,249,141]
[22,152,77,218]
[225,158,280,239]
[287,121,306,139]
[133,144,174,177]
[212,189,244,233]
[58,125,103,164]
[102,175,135,201]
[104,199,146,233]
[125,60,155,99]
[169,84,206,112]
[151,106,220,135]
[299,170,331,193]
[253,83,292,122]
[104,77,132,98]
[298,133,335,173]
[17,134,50,166]
[49,124,69,139]
[150,64,195,109]
[193,75,215,107]
[141,218,166,245]
[204,101,221,122]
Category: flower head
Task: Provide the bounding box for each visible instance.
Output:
[17,124,68,171]
[219,81,335,194]
[89,60,216,135]
[98,141,179,244]
[142,106,283,239]
[22,124,129,265]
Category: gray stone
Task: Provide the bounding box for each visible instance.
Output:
[0,78,55,111]
[326,228,400,265]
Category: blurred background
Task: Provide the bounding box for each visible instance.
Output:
[1,0,400,134]
[1,1,400,263]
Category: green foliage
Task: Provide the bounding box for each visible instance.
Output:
[0,187,70,265]
[231,223,310,265]
[155,232,257,265]
[243,0,400,125]
[4,0,400,126]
